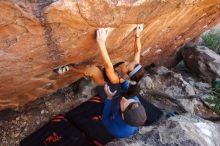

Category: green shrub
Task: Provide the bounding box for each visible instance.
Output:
[206,81,220,115]
[206,95,220,115]
[201,31,220,54]
[154,95,163,101]
[214,80,220,93]
[176,60,189,72]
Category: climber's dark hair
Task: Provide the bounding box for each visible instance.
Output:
[128,64,145,82]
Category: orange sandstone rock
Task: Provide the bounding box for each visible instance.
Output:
[0,0,220,110]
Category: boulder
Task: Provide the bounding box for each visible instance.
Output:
[182,46,220,83]
[140,66,196,97]
[1,0,220,110]
[106,114,220,146]
[139,66,216,116]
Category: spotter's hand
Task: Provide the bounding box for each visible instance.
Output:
[104,84,117,100]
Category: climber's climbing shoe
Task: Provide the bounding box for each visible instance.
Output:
[57,66,70,74]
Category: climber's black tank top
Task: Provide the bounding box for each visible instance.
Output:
[102,61,125,83]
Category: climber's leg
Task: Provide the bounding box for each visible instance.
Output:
[70,65,106,85]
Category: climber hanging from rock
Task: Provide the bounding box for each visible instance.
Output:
[62,24,145,89]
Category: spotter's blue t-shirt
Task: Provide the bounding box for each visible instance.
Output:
[102,96,139,138]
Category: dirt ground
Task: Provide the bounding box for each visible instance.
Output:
[0,80,89,146]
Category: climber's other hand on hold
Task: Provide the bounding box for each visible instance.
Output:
[135,24,144,37]
[96,28,111,47]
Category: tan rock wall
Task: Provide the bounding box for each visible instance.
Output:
[0,0,220,110]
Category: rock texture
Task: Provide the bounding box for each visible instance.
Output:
[106,114,220,146]
[139,66,217,117]
[1,0,220,110]
[140,66,196,97]
[182,46,220,83]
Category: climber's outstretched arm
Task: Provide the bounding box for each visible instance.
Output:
[133,24,144,64]
[96,28,119,84]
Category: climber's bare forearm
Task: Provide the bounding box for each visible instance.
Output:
[97,44,118,83]
[133,37,141,63]
[135,37,141,51]
[69,67,86,75]
[133,24,143,63]
[98,43,114,69]
[96,28,120,83]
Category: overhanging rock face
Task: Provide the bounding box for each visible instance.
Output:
[1,0,220,110]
